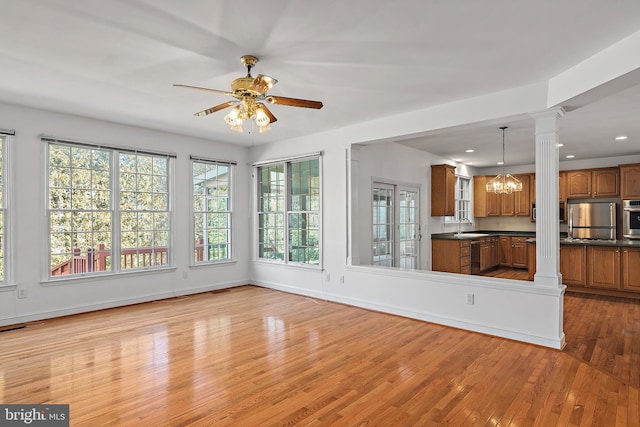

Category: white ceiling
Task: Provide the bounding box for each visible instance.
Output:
[0,0,639,168]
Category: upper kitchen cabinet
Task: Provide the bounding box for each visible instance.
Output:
[559,172,568,202]
[431,164,456,216]
[474,174,529,217]
[620,163,640,199]
[566,167,619,199]
[473,176,500,217]
[529,172,566,202]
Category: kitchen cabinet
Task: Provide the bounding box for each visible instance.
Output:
[431,164,456,216]
[622,247,640,291]
[527,242,536,281]
[514,175,531,217]
[498,236,528,269]
[499,236,512,266]
[559,172,567,202]
[474,175,529,217]
[511,237,528,269]
[473,176,500,217]
[529,172,566,203]
[566,168,619,199]
[560,245,587,286]
[500,174,530,217]
[587,246,620,290]
[479,237,498,271]
[620,163,640,199]
[432,239,470,274]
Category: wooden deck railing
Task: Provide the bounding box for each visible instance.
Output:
[51,243,174,276]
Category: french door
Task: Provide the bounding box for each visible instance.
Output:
[372,183,420,269]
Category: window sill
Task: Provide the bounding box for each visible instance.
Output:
[254,259,322,271]
[189,259,237,269]
[41,266,177,286]
[0,283,17,292]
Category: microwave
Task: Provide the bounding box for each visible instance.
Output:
[531,202,566,222]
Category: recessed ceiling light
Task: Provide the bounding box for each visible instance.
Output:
[557,143,564,147]
[497,161,504,165]
[453,158,463,162]
[465,149,475,153]
[616,135,628,140]
[566,155,575,159]
[464,162,473,165]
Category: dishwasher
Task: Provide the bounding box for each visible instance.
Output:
[470,240,481,274]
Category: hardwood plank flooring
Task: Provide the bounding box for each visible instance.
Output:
[1,285,639,426]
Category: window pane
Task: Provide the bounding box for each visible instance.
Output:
[119,152,171,270]
[192,160,232,263]
[48,143,114,276]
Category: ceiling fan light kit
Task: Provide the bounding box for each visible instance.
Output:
[486,126,523,194]
[175,55,323,134]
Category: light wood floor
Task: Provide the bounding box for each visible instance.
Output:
[1,286,639,426]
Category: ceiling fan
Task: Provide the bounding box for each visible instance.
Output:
[174,55,323,133]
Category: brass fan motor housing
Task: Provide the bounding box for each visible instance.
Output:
[230,76,255,93]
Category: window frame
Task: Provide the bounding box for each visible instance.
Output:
[255,155,322,268]
[444,175,472,224]
[190,157,235,266]
[45,138,175,281]
[0,132,12,286]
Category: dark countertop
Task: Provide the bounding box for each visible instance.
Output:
[528,238,640,248]
[432,231,640,247]
[431,230,536,240]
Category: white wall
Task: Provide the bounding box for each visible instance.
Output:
[250,132,564,349]
[0,101,251,326]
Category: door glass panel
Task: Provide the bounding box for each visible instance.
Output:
[372,186,394,267]
[399,188,419,269]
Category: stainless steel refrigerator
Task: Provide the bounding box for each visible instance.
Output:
[568,202,617,240]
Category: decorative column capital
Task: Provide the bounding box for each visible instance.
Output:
[529,106,566,121]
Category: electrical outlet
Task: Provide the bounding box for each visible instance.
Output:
[17,287,27,299]
[182,271,189,279]
[325,274,331,283]
[466,293,474,305]
[340,275,344,284]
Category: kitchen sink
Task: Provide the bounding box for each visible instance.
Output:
[456,233,490,239]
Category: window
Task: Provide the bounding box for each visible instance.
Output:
[119,153,170,269]
[47,139,173,278]
[192,158,233,263]
[456,176,472,222]
[257,157,320,265]
[0,134,7,282]
[444,176,472,223]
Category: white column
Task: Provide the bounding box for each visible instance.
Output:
[531,108,565,288]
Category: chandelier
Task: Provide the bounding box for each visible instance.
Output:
[486,126,523,194]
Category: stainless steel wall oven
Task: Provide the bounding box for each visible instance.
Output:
[623,200,640,239]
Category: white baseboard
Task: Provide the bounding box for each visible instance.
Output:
[253,280,566,350]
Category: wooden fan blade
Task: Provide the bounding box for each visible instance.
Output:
[248,74,278,95]
[257,103,277,123]
[194,101,236,117]
[174,84,233,96]
[266,96,323,109]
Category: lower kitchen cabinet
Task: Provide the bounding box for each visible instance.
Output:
[587,246,621,289]
[499,236,512,266]
[479,237,498,271]
[622,247,640,291]
[560,245,587,286]
[498,236,528,269]
[432,239,470,274]
[511,237,528,269]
